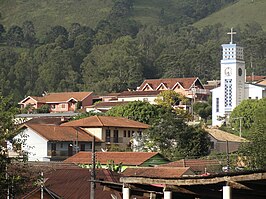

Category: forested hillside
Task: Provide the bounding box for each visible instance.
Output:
[0,0,265,103]
[195,0,266,30]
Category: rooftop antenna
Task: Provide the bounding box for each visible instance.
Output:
[227,28,236,44]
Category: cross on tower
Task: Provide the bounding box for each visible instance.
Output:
[227,28,236,44]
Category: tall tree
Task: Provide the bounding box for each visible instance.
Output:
[82,36,144,93]
[6,25,24,47]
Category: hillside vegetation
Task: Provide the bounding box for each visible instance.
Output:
[195,0,266,30]
[0,0,265,103]
[0,0,113,37]
[1,0,233,37]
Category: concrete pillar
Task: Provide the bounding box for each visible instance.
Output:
[223,186,231,199]
[123,186,130,199]
[164,190,172,199]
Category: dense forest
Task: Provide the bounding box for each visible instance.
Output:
[0,0,265,103]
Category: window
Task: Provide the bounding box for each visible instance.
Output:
[60,143,64,148]
[114,130,119,143]
[51,104,56,109]
[132,131,135,136]
[80,144,85,151]
[210,142,214,149]
[143,98,148,102]
[61,104,65,108]
[106,129,111,142]
[128,130,131,137]
[123,130,127,137]
[224,79,232,108]
[216,98,219,112]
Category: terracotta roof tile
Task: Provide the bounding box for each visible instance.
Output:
[20,92,93,104]
[205,128,247,142]
[138,77,198,91]
[122,167,194,178]
[246,75,266,82]
[61,116,150,129]
[64,152,159,166]
[23,124,100,142]
[158,159,221,173]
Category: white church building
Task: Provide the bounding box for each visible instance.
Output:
[212,29,266,126]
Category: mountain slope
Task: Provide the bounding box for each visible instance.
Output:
[194,0,266,30]
[0,0,113,36]
[0,0,232,36]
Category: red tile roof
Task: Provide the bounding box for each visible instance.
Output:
[61,116,150,129]
[19,92,93,104]
[122,167,194,178]
[25,117,69,125]
[137,77,198,91]
[118,90,162,97]
[158,159,221,173]
[64,152,159,166]
[246,75,266,82]
[23,124,101,142]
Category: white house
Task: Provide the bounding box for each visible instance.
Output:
[14,124,101,161]
[212,28,266,126]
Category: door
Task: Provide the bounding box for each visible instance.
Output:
[68,144,73,156]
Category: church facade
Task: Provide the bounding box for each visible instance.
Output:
[212,29,266,126]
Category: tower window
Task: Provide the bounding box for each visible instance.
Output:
[216,98,219,112]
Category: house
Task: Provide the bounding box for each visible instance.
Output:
[14,124,102,161]
[61,116,150,150]
[137,77,210,101]
[18,92,94,113]
[158,159,222,174]
[22,168,122,199]
[205,128,247,153]
[64,151,170,169]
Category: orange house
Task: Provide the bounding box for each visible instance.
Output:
[19,92,94,113]
[137,77,210,101]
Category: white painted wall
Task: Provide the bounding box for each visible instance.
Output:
[15,128,49,161]
[117,97,157,104]
[245,84,266,99]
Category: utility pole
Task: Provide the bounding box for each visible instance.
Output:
[232,117,243,137]
[90,136,96,199]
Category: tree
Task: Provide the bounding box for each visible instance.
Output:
[238,109,266,170]
[6,25,24,47]
[22,20,37,47]
[0,94,28,197]
[142,112,210,160]
[155,90,182,108]
[230,98,266,134]
[193,101,212,122]
[106,101,165,124]
[82,36,144,93]
[45,25,68,44]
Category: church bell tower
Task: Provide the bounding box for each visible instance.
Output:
[212,28,246,126]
